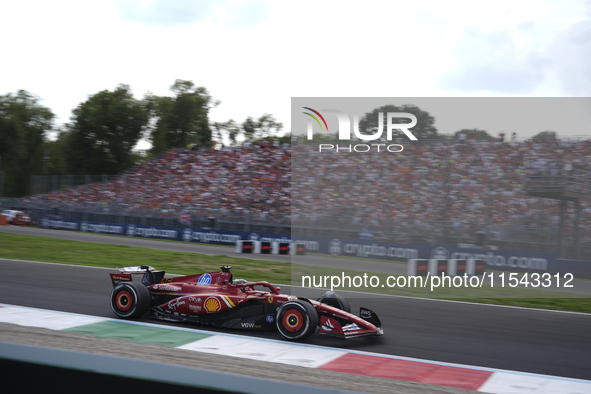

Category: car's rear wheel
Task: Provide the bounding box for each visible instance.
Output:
[276,300,318,340]
[110,282,151,319]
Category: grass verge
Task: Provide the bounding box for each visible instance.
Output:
[0,232,290,283]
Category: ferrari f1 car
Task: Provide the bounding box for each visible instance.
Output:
[109,266,383,341]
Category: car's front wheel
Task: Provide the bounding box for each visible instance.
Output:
[110,282,151,319]
[276,300,318,340]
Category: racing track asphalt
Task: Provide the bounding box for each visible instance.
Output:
[1,226,591,381]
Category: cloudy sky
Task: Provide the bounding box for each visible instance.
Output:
[2,0,591,147]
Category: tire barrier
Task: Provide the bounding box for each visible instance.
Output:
[235,241,306,255]
[473,259,486,276]
[235,240,255,253]
[292,242,306,255]
[430,259,449,276]
[450,259,467,276]
[254,241,272,254]
[407,259,430,276]
[272,242,291,255]
[408,259,485,276]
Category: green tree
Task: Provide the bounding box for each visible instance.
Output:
[66,84,148,175]
[531,130,557,142]
[148,80,217,155]
[242,114,283,141]
[211,119,241,146]
[358,104,438,140]
[41,128,69,175]
[453,128,496,141]
[277,131,292,145]
[0,90,54,196]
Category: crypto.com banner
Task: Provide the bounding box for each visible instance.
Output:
[290,97,591,299]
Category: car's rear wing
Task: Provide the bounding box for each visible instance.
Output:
[110,265,165,287]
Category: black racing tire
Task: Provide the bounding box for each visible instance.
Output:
[319,291,351,313]
[276,300,318,340]
[110,282,151,319]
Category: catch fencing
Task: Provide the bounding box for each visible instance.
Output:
[1,202,590,259]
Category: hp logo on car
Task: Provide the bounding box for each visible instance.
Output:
[198,273,212,285]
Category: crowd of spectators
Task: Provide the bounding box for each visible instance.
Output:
[25,145,291,224]
[23,137,591,245]
[292,137,591,244]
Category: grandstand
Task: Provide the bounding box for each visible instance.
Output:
[3,138,591,259]
[292,138,591,259]
[524,164,591,258]
[18,146,291,235]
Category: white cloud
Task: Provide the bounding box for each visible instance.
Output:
[434,0,591,95]
[437,27,552,93]
[1,0,590,147]
[548,18,591,95]
[116,0,269,28]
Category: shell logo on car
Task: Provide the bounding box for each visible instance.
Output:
[205,297,221,313]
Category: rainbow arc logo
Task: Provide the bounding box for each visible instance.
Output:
[300,106,416,153]
[302,107,328,132]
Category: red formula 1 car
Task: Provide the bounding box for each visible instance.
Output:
[109,266,383,341]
